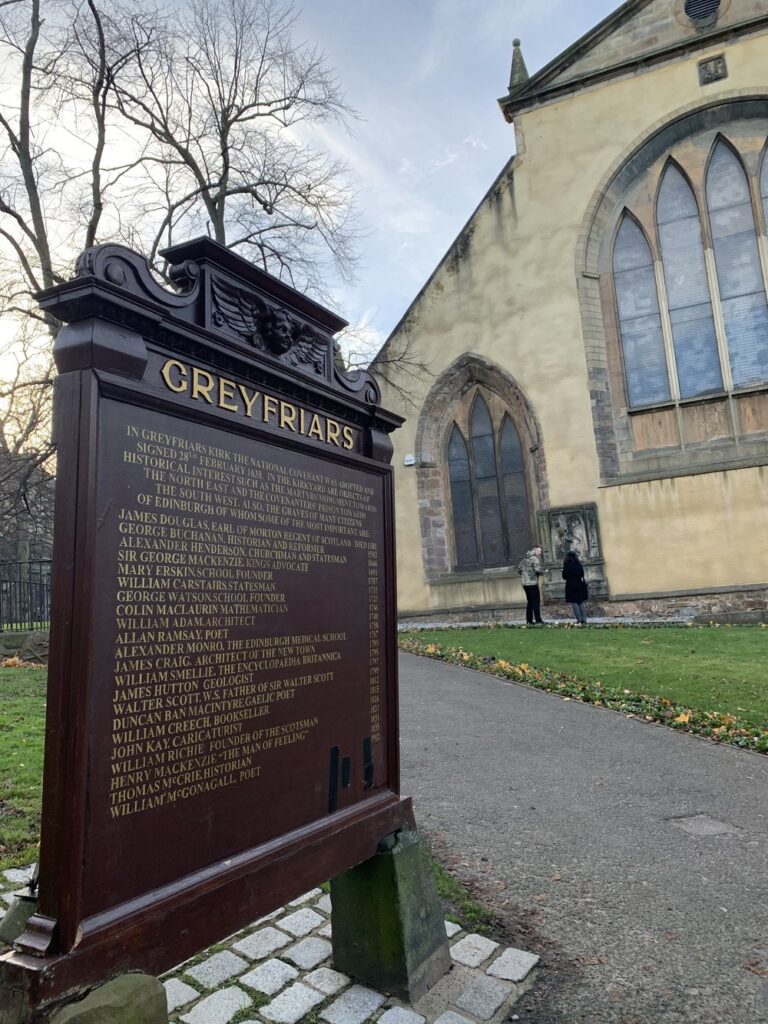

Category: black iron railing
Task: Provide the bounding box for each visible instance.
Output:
[0,560,52,632]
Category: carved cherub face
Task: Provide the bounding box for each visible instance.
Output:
[267,309,294,353]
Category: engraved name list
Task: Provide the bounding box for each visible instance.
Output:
[101,400,386,835]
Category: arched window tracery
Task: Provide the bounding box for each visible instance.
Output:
[706,142,768,388]
[613,215,670,406]
[446,392,532,570]
[656,163,721,397]
[447,424,478,569]
[613,135,768,408]
[499,416,532,559]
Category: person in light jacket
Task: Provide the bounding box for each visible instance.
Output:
[519,545,544,624]
[562,549,588,624]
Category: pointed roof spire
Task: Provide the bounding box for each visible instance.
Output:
[508,38,529,93]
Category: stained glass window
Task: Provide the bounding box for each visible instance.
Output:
[447,399,532,570]
[657,163,722,397]
[470,396,506,565]
[707,141,768,387]
[613,215,671,406]
[447,425,477,568]
[609,133,768,442]
[500,417,532,563]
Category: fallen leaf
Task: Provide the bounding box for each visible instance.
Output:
[576,955,608,966]
[743,959,768,977]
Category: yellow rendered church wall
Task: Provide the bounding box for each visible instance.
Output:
[599,467,768,595]
[383,29,768,614]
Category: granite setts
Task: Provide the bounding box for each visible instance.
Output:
[0,870,540,1024]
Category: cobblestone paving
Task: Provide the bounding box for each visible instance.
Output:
[0,870,539,1024]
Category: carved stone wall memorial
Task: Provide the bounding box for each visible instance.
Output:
[537,503,609,597]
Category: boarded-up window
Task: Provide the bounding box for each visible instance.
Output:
[657,164,722,397]
[708,141,768,387]
[613,215,671,406]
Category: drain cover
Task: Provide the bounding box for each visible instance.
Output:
[669,814,740,837]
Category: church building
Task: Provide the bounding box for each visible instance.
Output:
[378,0,768,622]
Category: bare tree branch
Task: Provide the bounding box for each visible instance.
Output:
[367,329,435,412]
[110,0,359,293]
[0,0,366,546]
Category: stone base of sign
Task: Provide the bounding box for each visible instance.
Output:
[49,974,167,1024]
[330,829,451,1002]
[0,891,37,946]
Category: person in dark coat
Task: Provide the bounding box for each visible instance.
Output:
[562,550,588,624]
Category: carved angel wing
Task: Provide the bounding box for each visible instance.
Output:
[281,324,329,375]
[211,276,266,345]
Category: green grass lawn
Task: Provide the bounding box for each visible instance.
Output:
[0,667,46,871]
[402,626,768,727]
[0,626,765,869]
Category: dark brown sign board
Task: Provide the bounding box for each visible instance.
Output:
[0,238,413,1019]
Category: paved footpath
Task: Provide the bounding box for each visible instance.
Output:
[398,652,768,1024]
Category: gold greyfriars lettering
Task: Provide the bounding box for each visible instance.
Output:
[161,359,356,450]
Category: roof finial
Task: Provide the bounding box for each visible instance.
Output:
[508,38,529,93]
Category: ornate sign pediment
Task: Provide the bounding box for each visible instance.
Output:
[68,236,380,404]
[210,275,328,376]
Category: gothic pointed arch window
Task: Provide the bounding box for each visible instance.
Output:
[499,416,532,557]
[446,392,532,569]
[469,396,506,565]
[447,425,478,568]
[706,141,768,387]
[612,214,670,406]
[609,132,768,416]
[584,107,768,482]
[656,163,721,396]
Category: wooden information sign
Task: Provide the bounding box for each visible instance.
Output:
[0,239,414,1019]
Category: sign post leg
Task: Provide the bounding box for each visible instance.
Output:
[330,828,451,1002]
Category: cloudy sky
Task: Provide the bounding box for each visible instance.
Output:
[295,0,619,355]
